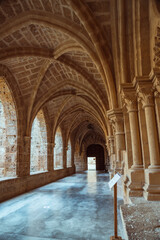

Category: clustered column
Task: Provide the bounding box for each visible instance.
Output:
[121,87,144,197]
[137,80,160,200]
[121,75,160,200]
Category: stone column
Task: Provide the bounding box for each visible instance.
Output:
[153,72,160,144]
[108,136,115,156]
[138,90,160,167]
[123,106,133,169]
[138,101,150,169]
[137,82,160,200]
[107,109,125,173]
[71,141,75,168]
[17,136,31,177]
[121,86,144,197]
[106,120,115,177]
[63,145,67,169]
[47,142,54,171]
[128,104,143,169]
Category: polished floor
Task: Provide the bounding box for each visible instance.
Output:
[0,171,125,240]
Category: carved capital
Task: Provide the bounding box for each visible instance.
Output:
[137,85,154,108]
[107,109,124,135]
[154,90,160,98]
[153,72,160,95]
[121,91,137,112]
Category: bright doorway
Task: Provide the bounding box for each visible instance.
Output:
[88,157,96,170]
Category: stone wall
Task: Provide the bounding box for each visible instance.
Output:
[0,79,17,178]
[0,166,75,203]
[74,142,87,172]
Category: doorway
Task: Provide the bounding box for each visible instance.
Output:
[87,144,105,170]
[87,157,96,170]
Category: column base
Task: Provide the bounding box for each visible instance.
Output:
[126,167,144,198]
[143,168,160,200]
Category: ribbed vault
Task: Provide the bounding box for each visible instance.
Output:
[0,0,116,152]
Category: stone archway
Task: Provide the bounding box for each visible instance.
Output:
[0,78,17,178]
[30,110,47,173]
[87,144,105,170]
[54,126,63,170]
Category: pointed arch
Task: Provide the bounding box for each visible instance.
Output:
[54,126,63,170]
[67,138,72,168]
[30,109,47,173]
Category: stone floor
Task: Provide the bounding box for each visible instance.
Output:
[0,171,125,240]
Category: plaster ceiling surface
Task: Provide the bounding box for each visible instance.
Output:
[0,0,112,142]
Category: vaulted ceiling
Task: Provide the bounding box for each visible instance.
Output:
[0,0,115,144]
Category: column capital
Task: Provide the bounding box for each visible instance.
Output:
[121,85,137,112]
[107,109,124,135]
[136,83,154,108]
[107,108,123,122]
[152,69,160,95]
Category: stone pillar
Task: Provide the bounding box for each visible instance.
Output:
[63,145,67,169]
[107,109,125,173]
[108,136,115,156]
[47,142,54,171]
[121,86,144,197]
[17,136,31,177]
[138,101,150,169]
[123,106,132,169]
[71,141,75,168]
[137,81,160,200]
[127,103,143,169]
[107,136,115,178]
[153,72,160,144]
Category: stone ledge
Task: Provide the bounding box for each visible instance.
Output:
[0,167,75,203]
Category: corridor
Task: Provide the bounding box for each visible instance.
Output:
[0,171,124,240]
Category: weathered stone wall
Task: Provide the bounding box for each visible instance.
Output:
[0,166,75,203]
[74,142,86,172]
[0,79,17,178]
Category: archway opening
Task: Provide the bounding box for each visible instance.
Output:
[30,110,47,173]
[54,127,63,170]
[67,139,72,168]
[87,144,105,170]
[87,157,96,170]
[0,78,17,178]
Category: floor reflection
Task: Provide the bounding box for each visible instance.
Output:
[87,170,98,194]
[0,171,125,240]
